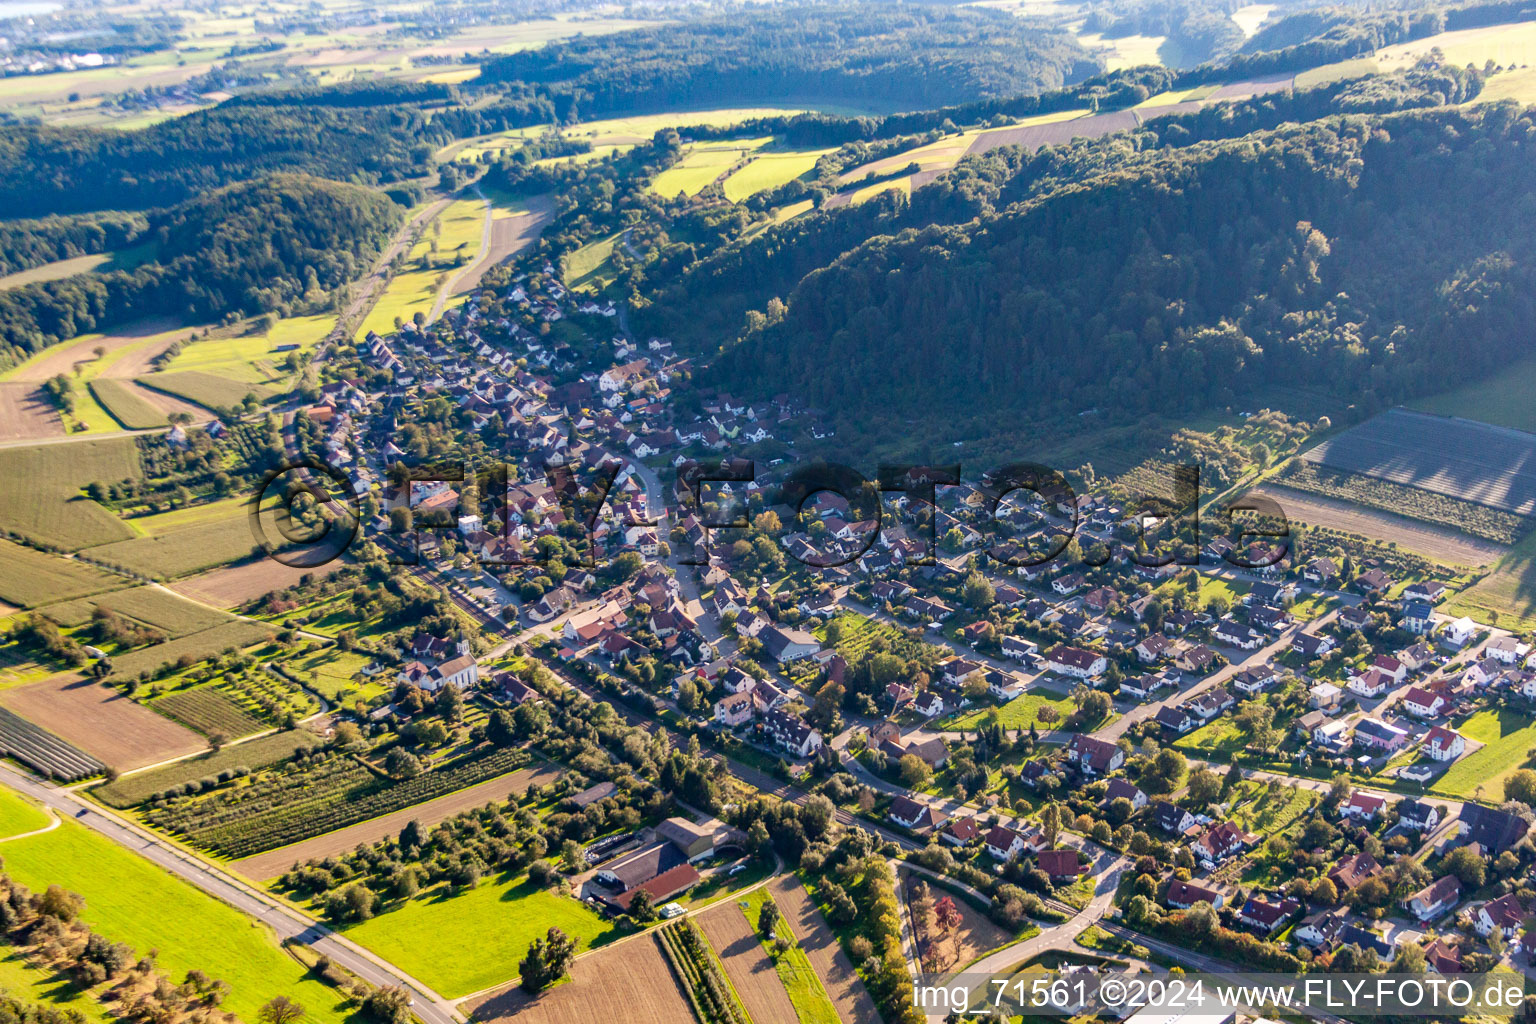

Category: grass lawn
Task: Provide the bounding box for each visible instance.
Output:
[1432,708,1536,799]
[159,315,333,384]
[1412,353,1536,434]
[740,889,839,1024]
[1442,525,1536,632]
[1230,781,1314,837]
[941,689,1084,731]
[0,787,49,838]
[0,950,110,1022]
[341,873,623,998]
[0,820,352,1024]
[1174,715,1249,756]
[283,646,386,702]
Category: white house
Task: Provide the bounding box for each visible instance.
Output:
[1046,645,1107,679]
[1423,726,1465,761]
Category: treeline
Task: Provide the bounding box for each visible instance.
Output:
[0,210,150,277]
[476,5,1100,117]
[0,174,400,364]
[1080,0,1245,67]
[695,103,1536,456]
[222,79,458,108]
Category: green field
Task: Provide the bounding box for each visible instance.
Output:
[739,889,839,1024]
[0,787,50,839]
[0,819,352,1024]
[652,141,764,198]
[1413,355,1536,434]
[941,688,1081,731]
[86,508,263,579]
[105,620,275,680]
[0,539,123,608]
[158,316,333,384]
[154,687,267,738]
[0,439,139,550]
[40,585,232,636]
[722,149,831,201]
[135,371,277,412]
[87,378,168,430]
[1443,529,1536,632]
[355,199,486,341]
[342,874,622,997]
[0,949,110,1022]
[1432,708,1536,799]
[1173,715,1249,756]
[91,729,322,807]
[282,647,385,702]
[563,231,621,293]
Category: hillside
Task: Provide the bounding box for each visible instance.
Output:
[693,103,1536,459]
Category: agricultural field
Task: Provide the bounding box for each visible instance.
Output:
[1300,409,1536,518]
[153,688,268,739]
[143,745,534,857]
[0,438,139,550]
[91,728,323,808]
[85,505,264,579]
[39,585,232,636]
[0,705,103,781]
[652,138,769,198]
[469,931,689,1024]
[87,378,169,430]
[722,149,833,202]
[134,371,278,412]
[231,762,562,880]
[0,672,202,772]
[1413,355,1536,435]
[738,889,842,1024]
[345,872,623,998]
[0,540,122,608]
[172,557,345,609]
[1075,30,1168,70]
[1444,529,1536,631]
[354,198,487,341]
[767,874,881,1024]
[696,897,798,1024]
[104,619,275,680]
[0,787,49,839]
[155,315,333,384]
[0,820,353,1024]
[657,917,752,1024]
[0,247,154,291]
[1432,709,1536,799]
[0,382,63,441]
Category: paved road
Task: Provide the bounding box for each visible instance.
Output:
[0,724,462,1019]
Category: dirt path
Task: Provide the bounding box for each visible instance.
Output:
[1247,484,1508,566]
[767,873,882,1024]
[230,761,563,879]
[696,899,799,1024]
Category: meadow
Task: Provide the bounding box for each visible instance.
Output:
[0,438,139,550]
[1432,708,1536,799]
[281,646,386,702]
[342,872,623,998]
[0,787,49,839]
[134,371,277,412]
[940,688,1082,731]
[564,231,622,293]
[1412,354,1536,434]
[651,139,769,198]
[354,198,486,341]
[0,820,354,1024]
[722,149,833,202]
[738,888,840,1024]
[0,949,110,1023]
[86,500,264,580]
[157,315,333,384]
[88,379,168,430]
[0,540,122,608]
[1443,529,1536,633]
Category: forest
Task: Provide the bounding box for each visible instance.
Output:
[476,5,1101,116]
[662,100,1536,459]
[0,175,401,364]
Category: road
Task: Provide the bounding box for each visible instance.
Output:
[0,763,462,1024]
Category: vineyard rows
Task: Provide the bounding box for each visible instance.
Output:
[659,921,751,1024]
[156,689,267,738]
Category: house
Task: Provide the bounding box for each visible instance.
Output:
[940,817,980,847]
[1458,804,1529,853]
[1347,668,1392,699]
[1303,558,1339,585]
[1353,717,1409,752]
[1252,603,1291,631]
[1424,939,1464,974]
[1487,636,1528,664]
[906,738,950,770]
[1151,801,1196,835]
[1175,644,1216,676]
[1339,924,1395,960]
[1038,849,1081,882]
[1155,705,1193,735]
[1404,876,1460,922]
[1401,686,1447,719]
[422,655,478,692]
[1212,619,1264,650]
[1065,734,1124,776]
[1404,581,1449,604]
[1120,673,1170,700]
[1233,665,1277,695]
[1052,572,1087,595]
[760,626,821,664]
[657,816,741,861]
[1400,600,1436,635]
[1166,878,1224,910]
[1373,654,1407,683]
[1046,645,1107,679]
[913,691,945,717]
[1398,799,1440,831]
[1355,568,1392,594]
[1186,686,1235,722]
[889,795,938,831]
[1238,896,1300,935]
[1342,790,1388,820]
[1444,616,1478,649]
[1001,635,1038,660]
[1309,681,1343,709]
[1424,725,1465,761]
[984,825,1028,861]
[1398,642,1436,672]
[760,709,823,757]
[1312,718,1352,751]
[1135,635,1171,663]
[1338,604,1371,630]
[1193,821,1252,867]
[715,691,754,727]
[1102,778,1147,810]
[1476,893,1526,940]
[1293,632,1337,659]
[1329,851,1381,891]
[1295,908,1347,948]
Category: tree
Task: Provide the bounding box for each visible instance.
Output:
[1444,845,1487,887]
[1506,769,1536,806]
[898,753,931,788]
[385,748,422,779]
[627,889,657,923]
[362,987,411,1024]
[37,885,82,921]
[1041,803,1062,849]
[934,896,962,933]
[1390,943,1426,974]
[1186,768,1221,806]
[487,708,518,747]
[258,997,305,1024]
[758,897,781,939]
